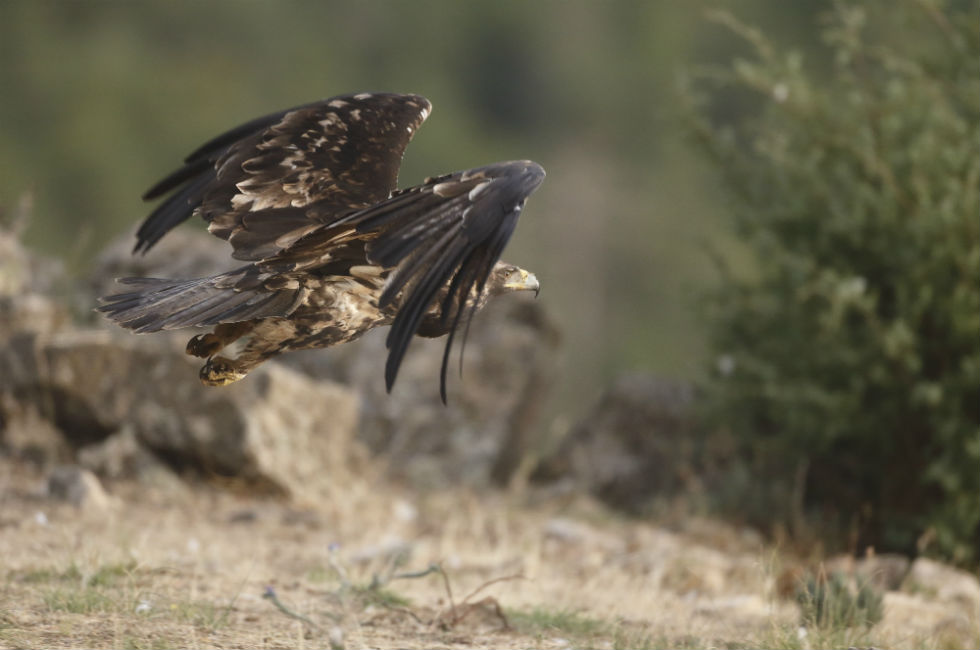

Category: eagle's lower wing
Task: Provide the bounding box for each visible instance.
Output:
[134,92,431,260]
[347,160,546,401]
[97,267,304,333]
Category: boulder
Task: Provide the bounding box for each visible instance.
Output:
[531,373,698,511]
[46,465,112,511]
[282,296,561,488]
[882,591,979,648]
[76,425,163,481]
[903,557,980,612]
[0,328,362,499]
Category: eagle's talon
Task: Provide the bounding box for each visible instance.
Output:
[187,333,222,358]
[199,356,247,386]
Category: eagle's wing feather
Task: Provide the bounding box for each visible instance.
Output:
[141,103,305,200]
[134,93,431,260]
[97,267,303,333]
[344,160,546,401]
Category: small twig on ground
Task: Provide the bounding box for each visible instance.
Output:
[370,603,427,626]
[369,562,441,590]
[459,572,526,607]
[437,564,457,614]
[434,565,524,630]
[448,596,512,630]
[354,558,522,632]
[263,585,324,631]
[392,564,442,582]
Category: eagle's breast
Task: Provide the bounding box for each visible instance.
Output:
[279,271,390,351]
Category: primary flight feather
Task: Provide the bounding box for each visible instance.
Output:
[98,92,544,401]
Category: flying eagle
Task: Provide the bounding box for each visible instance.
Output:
[98,92,544,401]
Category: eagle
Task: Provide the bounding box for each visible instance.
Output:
[98,92,544,402]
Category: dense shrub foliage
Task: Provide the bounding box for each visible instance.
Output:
[687,1,979,563]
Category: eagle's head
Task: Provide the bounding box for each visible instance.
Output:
[488,262,539,298]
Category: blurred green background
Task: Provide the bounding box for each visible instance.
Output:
[0,0,826,416]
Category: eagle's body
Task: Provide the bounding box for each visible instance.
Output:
[98,93,544,400]
[191,271,390,386]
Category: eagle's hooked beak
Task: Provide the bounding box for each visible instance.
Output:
[503,268,540,298]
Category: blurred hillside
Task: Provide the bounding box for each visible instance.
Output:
[0,1,829,418]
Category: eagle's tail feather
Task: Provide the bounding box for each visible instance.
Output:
[97,270,299,334]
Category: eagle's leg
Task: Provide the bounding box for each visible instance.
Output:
[198,335,279,386]
[186,321,256,359]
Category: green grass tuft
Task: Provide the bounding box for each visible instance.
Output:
[43,587,116,614]
[18,563,82,584]
[358,585,412,608]
[171,599,233,630]
[87,561,138,587]
[508,606,609,640]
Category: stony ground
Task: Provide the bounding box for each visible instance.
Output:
[1,456,977,650]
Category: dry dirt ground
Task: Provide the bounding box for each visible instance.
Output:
[0,455,976,650]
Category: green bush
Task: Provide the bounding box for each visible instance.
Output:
[686,0,979,564]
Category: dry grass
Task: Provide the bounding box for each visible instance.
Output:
[0,456,976,650]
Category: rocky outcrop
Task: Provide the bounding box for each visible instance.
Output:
[93,230,562,489]
[903,557,980,611]
[3,224,366,498]
[532,373,699,511]
[281,295,561,488]
[0,329,363,498]
[4,225,562,496]
[46,465,112,511]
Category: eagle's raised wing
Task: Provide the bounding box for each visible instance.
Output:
[348,160,546,400]
[134,92,431,260]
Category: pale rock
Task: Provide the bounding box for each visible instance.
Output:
[904,557,980,611]
[1,329,363,499]
[660,544,737,597]
[46,465,111,511]
[883,591,979,647]
[282,297,561,488]
[532,373,698,512]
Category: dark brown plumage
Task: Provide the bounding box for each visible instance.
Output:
[98,92,544,401]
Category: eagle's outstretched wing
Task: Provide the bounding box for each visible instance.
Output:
[101,160,544,399]
[134,92,431,260]
[350,160,546,400]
